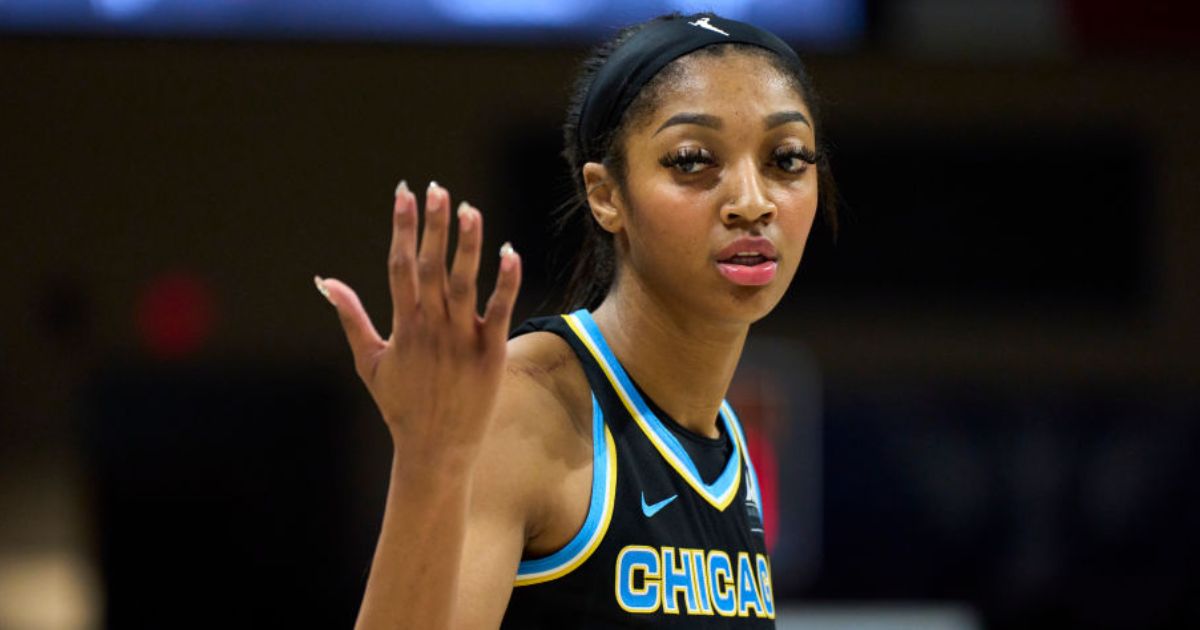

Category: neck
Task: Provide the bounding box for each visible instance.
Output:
[590,277,749,439]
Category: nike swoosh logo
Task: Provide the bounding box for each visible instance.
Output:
[640,492,678,518]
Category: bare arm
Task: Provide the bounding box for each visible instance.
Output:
[449,353,588,627]
[317,180,523,629]
[356,365,568,630]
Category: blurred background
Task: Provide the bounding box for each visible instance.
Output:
[2,0,1198,628]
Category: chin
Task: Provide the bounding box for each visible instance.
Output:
[706,258,801,325]
[680,281,783,329]
[726,285,787,323]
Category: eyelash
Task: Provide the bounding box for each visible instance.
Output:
[772,145,820,173]
[658,145,820,175]
[658,146,714,174]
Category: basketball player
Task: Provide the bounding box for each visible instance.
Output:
[315,12,835,628]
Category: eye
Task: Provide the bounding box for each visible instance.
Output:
[659,146,715,175]
[771,145,819,174]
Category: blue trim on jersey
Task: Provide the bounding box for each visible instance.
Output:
[569,309,742,509]
[515,395,615,584]
[721,401,764,519]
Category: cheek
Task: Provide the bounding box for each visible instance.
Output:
[629,205,705,262]
[782,177,819,227]
[776,181,819,263]
[626,182,711,252]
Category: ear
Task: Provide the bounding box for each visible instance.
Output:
[583,162,624,234]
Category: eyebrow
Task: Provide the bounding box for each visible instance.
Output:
[764,110,810,129]
[653,112,722,135]
[653,110,811,136]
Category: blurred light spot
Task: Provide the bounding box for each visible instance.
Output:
[667,0,754,19]
[91,0,160,19]
[430,0,600,26]
[135,271,217,360]
[0,551,100,630]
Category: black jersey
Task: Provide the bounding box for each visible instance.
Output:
[501,310,775,628]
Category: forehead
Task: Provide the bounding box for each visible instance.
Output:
[644,50,810,123]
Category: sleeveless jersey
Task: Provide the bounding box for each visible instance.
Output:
[501,310,775,628]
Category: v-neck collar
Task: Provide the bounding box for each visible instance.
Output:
[562,309,743,511]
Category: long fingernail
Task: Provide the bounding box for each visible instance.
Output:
[457,202,474,230]
[426,181,442,213]
[394,179,408,197]
[499,242,517,271]
[313,275,335,306]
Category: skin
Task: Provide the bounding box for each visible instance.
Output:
[318,49,819,629]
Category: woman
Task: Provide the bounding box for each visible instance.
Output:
[315,12,834,628]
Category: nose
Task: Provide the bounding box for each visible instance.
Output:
[720,158,776,227]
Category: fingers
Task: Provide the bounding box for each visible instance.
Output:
[482,243,522,351]
[447,202,482,327]
[331,178,512,359]
[316,276,385,378]
[417,182,451,319]
[388,181,419,328]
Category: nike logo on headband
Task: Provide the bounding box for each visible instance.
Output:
[689,17,730,37]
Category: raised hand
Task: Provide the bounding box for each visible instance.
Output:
[316,180,521,460]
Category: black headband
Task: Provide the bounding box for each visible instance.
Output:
[577,14,801,162]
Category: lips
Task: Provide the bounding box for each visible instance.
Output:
[715,237,778,264]
[715,237,779,286]
[723,253,771,266]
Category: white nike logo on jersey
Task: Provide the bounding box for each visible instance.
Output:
[688,17,730,37]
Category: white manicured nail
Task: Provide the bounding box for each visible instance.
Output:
[314,276,335,305]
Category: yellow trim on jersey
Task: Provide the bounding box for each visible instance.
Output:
[562,313,742,511]
[513,425,617,586]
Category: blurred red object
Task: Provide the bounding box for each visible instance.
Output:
[743,424,780,552]
[135,271,216,360]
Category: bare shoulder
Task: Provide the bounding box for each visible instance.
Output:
[474,330,592,479]
[497,331,591,440]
